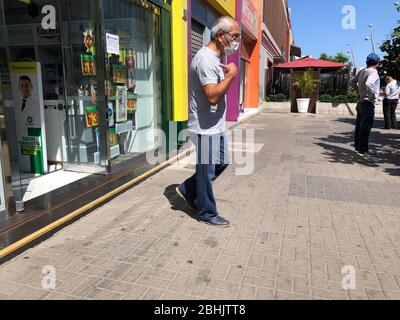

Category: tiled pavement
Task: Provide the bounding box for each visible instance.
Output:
[1,112,400,300]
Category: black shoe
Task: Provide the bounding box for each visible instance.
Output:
[198,215,230,228]
[176,187,197,211]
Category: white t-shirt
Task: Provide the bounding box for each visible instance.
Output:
[385,80,400,100]
[188,47,227,136]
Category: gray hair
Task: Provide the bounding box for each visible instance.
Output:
[211,17,235,40]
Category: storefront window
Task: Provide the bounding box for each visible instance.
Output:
[0,0,167,211]
[59,0,107,169]
[0,0,24,209]
[102,0,162,166]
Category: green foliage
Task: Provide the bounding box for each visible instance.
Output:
[319,94,333,102]
[320,53,329,61]
[267,93,288,102]
[319,52,353,71]
[292,69,320,98]
[318,91,359,103]
[331,95,347,103]
[346,91,359,103]
[380,5,400,79]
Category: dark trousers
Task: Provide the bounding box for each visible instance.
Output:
[383,98,398,129]
[355,101,375,153]
[179,133,229,220]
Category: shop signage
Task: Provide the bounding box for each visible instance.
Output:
[116,86,128,123]
[37,25,60,41]
[83,28,95,54]
[20,136,41,156]
[127,97,137,113]
[108,103,114,127]
[81,54,96,76]
[113,65,126,84]
[242,0,258,39]
[108,128,118,147]
[106,33,120,55]
[85,105,99,128]
[10,61,48,174]
[7,3,56,29]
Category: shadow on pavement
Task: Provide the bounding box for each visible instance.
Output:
[314,118,400,176]
[163,184,199,221]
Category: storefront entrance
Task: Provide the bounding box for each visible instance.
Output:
[0,0,164,212]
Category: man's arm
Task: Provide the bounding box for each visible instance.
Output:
[365,71,380,102]
[384,84,390,98]
[350,72,360,92]
[203,63,237,105]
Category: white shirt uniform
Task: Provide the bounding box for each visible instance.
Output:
[385,80,400,100]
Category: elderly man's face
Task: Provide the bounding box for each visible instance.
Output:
[222,21,241,44]
[19,80,32,99]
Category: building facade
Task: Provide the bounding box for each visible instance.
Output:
[0,0,176,218]
[260,0,300,99]
[0,0,264,226]
[239,0,262,114]
[181,0,263,122]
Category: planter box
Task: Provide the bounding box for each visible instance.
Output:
[265,101,386,116]
[264,101,291,113]
[316,102,384,116]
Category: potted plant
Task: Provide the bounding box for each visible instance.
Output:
[292,69,320,113]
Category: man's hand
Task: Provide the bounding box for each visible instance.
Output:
[203,63,238,106]
[219,63,238,79]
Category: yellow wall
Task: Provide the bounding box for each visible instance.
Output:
[207,0,236,17]
[172,0,189,121]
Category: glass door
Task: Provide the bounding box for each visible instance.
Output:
[102,0,163,167]
[58,0,108,173]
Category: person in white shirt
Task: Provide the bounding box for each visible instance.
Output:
[350,53,381,156]
[383,76,400,129]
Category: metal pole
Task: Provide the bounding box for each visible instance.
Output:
[351,49,356,67]
[371,33,376,53]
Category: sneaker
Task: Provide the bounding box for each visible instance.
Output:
[176,187,197,211]
[198,215,230,228]
[358,150,377,156]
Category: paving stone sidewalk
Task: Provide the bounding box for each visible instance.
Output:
[0,112,400,300]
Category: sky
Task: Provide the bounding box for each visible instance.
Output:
[289,0,400,67]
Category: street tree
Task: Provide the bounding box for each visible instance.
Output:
[380,4,400,79]
[319,52,353,71]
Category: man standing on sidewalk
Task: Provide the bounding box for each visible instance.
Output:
[350,53,381,156]
[383,76,400,130]
[176,17,240,227]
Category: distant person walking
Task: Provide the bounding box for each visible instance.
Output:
[350,53,381,156]
[176,17,240,227]
[382,76,400,129]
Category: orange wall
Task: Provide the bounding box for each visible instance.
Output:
[244,0,262,109]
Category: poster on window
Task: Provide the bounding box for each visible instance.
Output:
[127,97,137,113]
[112,65,126,84]
[81,54,96,76]
[9,62,48,174]
[125,49,136,92]
[85,105,99,127]
[116,86,127,123]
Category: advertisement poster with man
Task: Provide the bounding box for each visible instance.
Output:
[10,62,48,174]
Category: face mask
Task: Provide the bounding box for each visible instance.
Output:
[223,34,240,56]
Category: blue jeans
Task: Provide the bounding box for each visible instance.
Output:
[355,101,375,153]
[179,133,229,220]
